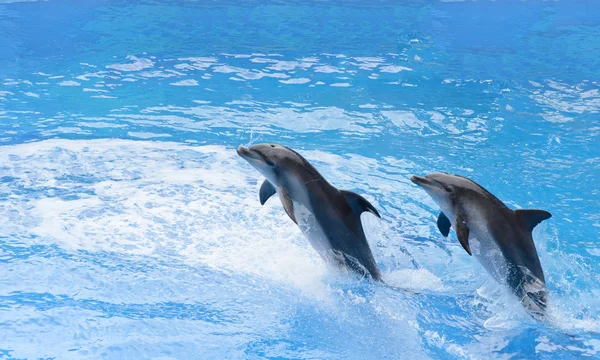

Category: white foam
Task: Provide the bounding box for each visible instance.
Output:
[531,80,600,117]
[83,88,108,93]
[543,113,574,123]
[170,79,199,86]
[3,138,595,359]
[267,60,314,71]
[211,65,242,74]
[77,122,128,129]
[380,65,413,73]
[0,140,350,302]
[279,78,311,84]
[116,104,377,133]
[359,104,378,109]
[382,110,423,130]
[177,57,218,63]
[127,131,172,139]
[212,65,288,80]
[0,139,424,299]
[386,269,446,291]
[137,70,180,78]
[75,71,110,81]
[314,65,343,73]
[249,57,278,64]
[351,57,384,70]
[58,80,81,87]
[106,56,154,72]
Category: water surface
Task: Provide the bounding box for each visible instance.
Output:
[1,1,599,359]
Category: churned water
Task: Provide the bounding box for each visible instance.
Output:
[0,1,599,359]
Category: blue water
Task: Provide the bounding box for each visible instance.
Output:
[1,0,599,358]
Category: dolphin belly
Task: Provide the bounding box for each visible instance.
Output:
[462,207,511,286]
[293,201,334,260]
[469,230,510,284]
[458,203,509,284]
[469,226,548,315]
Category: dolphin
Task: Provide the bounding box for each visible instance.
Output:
[411,172,551,317]
[237,143,383,282]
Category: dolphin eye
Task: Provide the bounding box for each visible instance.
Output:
[443,185,453,193]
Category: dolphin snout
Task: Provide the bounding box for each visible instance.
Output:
[237,146,253,158]
[410,175,429,186]
[237,146,267,165]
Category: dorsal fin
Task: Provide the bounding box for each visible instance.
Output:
[340,190,381,218]
[259,180,276,205]
[515,209,552,232]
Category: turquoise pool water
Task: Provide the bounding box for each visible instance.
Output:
[0,0,599,358]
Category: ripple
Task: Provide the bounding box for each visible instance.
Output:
[170,79,199,86]
[127,131,172,139]
[58,80,81,87]
[380,65,413,73]
[106,56,154,72]
[279,78,311,84]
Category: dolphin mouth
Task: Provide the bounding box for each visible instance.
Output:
[237,146,260,160]
[410,175,431,187]
[237,146,275,166]
[410,175,444,190]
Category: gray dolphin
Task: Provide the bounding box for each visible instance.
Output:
[411,172,551,317]
[237,143,383,282]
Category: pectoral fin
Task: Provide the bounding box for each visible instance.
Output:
[455,216,471,256]
[437,212,451,237]
[259,180,276,205]
[278,188,297,224]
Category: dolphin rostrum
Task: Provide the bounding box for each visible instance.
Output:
[411,172,551,317]
[237,143,383,281]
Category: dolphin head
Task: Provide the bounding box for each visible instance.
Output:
[236,143,301,185]
[410,172,470,218]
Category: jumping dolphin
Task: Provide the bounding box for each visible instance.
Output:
[411,172,551,317]
[237,143,383,281]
